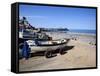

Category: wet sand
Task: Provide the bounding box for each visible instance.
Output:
[19,32,96,72]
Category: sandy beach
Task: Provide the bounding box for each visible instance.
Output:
[19,32,96,71]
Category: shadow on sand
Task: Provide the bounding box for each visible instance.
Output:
[29,46,74,58]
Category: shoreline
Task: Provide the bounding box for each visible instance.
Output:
[45,31,96,45]
[67,31,96,36]
[44,31,96,36]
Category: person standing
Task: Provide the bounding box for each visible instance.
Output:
[22,41,30,60]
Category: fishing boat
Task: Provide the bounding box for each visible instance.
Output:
[19,38,70,58]
[28,39,69,52]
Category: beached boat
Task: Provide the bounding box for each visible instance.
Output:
[20,39,70,58]
[28,39,69,52]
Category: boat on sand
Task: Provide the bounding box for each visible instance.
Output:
[19,39,70,58]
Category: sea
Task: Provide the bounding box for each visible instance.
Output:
[68,29,96,35]
[46,29,96,35]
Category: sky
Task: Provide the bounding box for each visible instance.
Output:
[19,4,96,30]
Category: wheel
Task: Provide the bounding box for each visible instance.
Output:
[59,48,64,55]
[45,51,52,58]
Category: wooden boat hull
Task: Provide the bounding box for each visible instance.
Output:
[30,43,67,53]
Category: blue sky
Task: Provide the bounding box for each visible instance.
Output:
[19,4,96,30]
